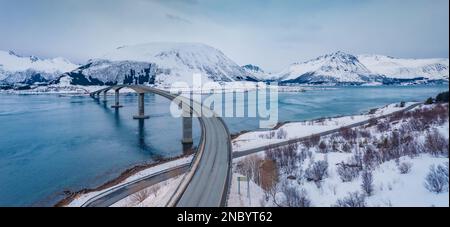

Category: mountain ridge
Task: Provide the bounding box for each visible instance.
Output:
[274,51,449,85]
[0,50,79,85]
[1,45,448,87]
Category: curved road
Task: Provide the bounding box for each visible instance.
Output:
[87,85,232,207]
[82,92,420,207]
[233,102,421,158]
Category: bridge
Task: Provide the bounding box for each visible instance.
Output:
[79,101,422,207]
[89,85,232,207]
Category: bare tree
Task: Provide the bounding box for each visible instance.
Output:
[337,162,360,182]
[340,127,357,141]
[260,159,280,205]
[318,141,328,153]
[342,142,352,153]
[424,164,449,193]
[335,192,366,207]
[235,156,264,185]
[305,160,328,183]
[424,129,449,156]
[361,170,374,196]
[282,186,311,207]
[309,134,321,147]
[131,188,151,204]
[276,128,288,139]
[398,162,413,174]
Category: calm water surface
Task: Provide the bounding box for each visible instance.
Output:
[0,85,447,206]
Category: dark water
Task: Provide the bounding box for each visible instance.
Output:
[0,85,447,206]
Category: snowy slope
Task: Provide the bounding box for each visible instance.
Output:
[358,54,449,80]
[273,51,449,84]
[278,51,382,84]
[0,50,78,84]
[60,42,255,86]
[242,64,269,81]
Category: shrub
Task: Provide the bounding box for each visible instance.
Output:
[335,192,366,207]
[276,128,288,139]
[363,146,381,168]
[359,129,371,139]
[318,141,328,153]
[309,134,321,146]
[424,129,449,156]
[398,162,413,174]
[340,127,357,141]
[368,118,378,126]
[265,144,299,174]
[400,142,421,157]
[361,170,374,196]
[305,160,328,182]
[425,97,434,105]
[377,121,390,132]
[131,189,151,204]
[331,140,339,152]
[298,149,312,164]
[282,187,311,207]
[404,118,426,132]
[342,142,352,153]
[400,101,406,108]
[337,163,360,182]
[424,164,449,193]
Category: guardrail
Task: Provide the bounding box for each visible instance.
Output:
[89,86,231,207]
[81,163,190,207]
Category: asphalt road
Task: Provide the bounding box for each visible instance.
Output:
[233,102,422,158]
[86,85,232,207]
[83,89,420,207]
[82,164,190,207]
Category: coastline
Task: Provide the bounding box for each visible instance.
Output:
[55,149,195,207]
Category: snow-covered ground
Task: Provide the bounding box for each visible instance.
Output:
[0,50,78,84]
[111,174,186,207]
[227,173,266,207]
[66,156,192,207]
[232,103,449,207]
[232,102,417,152]
[230,154,449,207]
[0,81,312,95]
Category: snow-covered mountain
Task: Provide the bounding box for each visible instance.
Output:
[279,51,383,84]
[358,54,449,80]
[275,51,449,85]
[242,64,269,81]
[57,43,257,86]
[0,50,78,85]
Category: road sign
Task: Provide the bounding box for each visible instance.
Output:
[237,176,248,181]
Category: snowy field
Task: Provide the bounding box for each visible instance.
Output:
[0,81,313,95]
[111,174,186,207]
[232,102,418,152]
[66,156,192,207]
[231,103,449,207]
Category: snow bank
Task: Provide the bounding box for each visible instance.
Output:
[66,156,192,207]
[232,102,417,152]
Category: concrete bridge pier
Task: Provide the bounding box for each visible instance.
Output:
[133,93,150,119]
[102,91,108,102]
[182,109,193,145]
[111,89,123,109]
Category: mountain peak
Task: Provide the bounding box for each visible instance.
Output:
[242,64,263,72]
[8,50,21,57]
[62,42,255,86]
[0,50,79,84]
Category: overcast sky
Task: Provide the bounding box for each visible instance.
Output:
[0,0,448,71]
